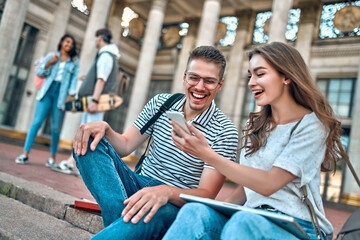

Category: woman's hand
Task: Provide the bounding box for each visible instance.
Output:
[171,122,212,160]
[45,54,58,69]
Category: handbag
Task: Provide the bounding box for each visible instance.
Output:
[34,52,55,89]
[290,118,360,240]
[134,93,185,174]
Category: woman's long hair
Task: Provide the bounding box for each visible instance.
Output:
[57,34,78,61]
[241,42,348,172]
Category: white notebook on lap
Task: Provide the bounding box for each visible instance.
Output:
[179,194,310,240]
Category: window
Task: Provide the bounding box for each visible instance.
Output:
[104,70,134,134]
[158,23,188,50]
[317,78,356,118]
[71,0,89,15]
[146,79,172,102]
[240,86,256,131]
[319,1,360,39]
[218,16,238,47]
[253,9,300,44]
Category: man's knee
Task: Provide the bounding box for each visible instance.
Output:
[74,137,107,158]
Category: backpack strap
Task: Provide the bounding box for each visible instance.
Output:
[140,93,185,134]
[290,117,323,239]
[135,93,185,173]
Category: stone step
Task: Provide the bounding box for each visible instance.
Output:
[0,171,104,236]
[0,194,94,240]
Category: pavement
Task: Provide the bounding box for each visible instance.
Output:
[0,134,355,239]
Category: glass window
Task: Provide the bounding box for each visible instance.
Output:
[319,1,360,39]
[218,16,238,47]
[253,9,300,44]
[0,24,38,127]
[158,23,187,50]
[317,78,356,118]
[71,0,89,15]
[240,86,256,131]
[146,79,172,102]
[104,70,134,134]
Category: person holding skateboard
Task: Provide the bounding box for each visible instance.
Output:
[52,28,120,175]
[15,34,79,166]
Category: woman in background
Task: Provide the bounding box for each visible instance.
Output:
[15,34,79,167]
[164,42,348,240]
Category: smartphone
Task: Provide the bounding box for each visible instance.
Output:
[166,111,191,134]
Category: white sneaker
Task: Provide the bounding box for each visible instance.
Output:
[51,160,74,174]
[45,157,55,167]
[15,154,29,164]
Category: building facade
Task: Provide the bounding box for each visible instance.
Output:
[0,0,359,207]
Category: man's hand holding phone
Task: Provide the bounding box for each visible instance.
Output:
[166,111,191,134]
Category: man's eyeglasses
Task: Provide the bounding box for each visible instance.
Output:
[184,72,220,90]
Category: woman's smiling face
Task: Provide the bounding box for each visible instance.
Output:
[61,37,74,53]
[248,54,288,107]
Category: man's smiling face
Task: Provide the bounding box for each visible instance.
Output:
[183,58,223,118]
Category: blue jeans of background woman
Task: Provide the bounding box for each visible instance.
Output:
[24,82,65,155]
[163,202,329,240]
[74,137,180,240]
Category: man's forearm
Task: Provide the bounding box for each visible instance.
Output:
[92,78,105,100]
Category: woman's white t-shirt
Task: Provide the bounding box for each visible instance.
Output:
[241,112,333,234]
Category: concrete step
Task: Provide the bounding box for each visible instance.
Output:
[0,194,94,240]
[0,171,104,236]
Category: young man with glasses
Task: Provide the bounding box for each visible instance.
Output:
[73,46,238,239]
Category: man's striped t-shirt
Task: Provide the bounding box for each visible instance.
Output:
[133,93,239,189]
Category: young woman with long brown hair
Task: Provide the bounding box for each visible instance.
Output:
[163,42,348,240]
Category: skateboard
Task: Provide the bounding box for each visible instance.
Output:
[65,93,123,112]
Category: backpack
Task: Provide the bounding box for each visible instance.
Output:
[336,208,360,240]
[335,158,360,240]
[34,52,55,89]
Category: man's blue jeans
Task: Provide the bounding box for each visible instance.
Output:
[24,82,64,155]
[74,138,180,240]
[163,202,329,240]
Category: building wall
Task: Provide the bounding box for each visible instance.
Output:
[0,0,359,205]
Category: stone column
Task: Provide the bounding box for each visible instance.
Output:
[46,0,73,52]
[268,0,293,43]
[15,31,49,132]
[59,0,112,146]
[342,64,360,202]
[171,19,199,94]
[0,0,30,104]
[123,0,167,130]
[196,0,221,46]
[107,0,125,47]
[15,1,74,132]
[219,10,252,127]
[295,2,320,65]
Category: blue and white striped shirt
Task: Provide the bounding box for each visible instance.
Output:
[134,93,239,189]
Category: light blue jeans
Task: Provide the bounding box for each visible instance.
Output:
[73,138,180,240]
[24,81,65,155]
[163,203,330,240]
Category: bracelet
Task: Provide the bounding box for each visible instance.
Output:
[92,98,99,104]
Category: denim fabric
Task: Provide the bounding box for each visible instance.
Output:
[74,138,180,240]
[163,203,328,240]
[36,51,79,109]
[24,82,65,155]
